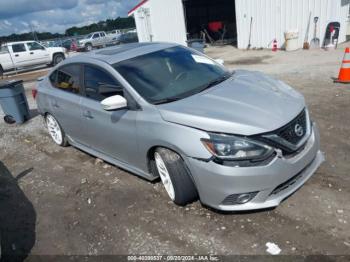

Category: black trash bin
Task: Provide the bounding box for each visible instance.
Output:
[0,80,30,124]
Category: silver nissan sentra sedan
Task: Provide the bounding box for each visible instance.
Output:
[36,42,324,211]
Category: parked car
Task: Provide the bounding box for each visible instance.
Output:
[0,41,66,77]
[61,39,78,52]
[35,43,324,211]
[76,31,113,51]
[110,32,138,45]
[108,29,122,36]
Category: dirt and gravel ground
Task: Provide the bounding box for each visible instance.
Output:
[0,44,349,260]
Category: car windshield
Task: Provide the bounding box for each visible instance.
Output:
[113,46,231,104]
[87,33,93,38]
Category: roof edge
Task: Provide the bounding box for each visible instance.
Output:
[128,0,149,16]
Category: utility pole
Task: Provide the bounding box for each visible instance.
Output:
[30,24,38,41]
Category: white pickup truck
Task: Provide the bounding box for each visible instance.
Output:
[0,41,66,77]
[76,31,113,51]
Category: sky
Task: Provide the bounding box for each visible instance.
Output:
[0,0,140,36]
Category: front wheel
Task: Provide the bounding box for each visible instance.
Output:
[45,114,68,146]
[153,148,198,206]
[85,43,93,51]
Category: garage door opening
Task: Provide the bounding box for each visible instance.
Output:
[183,0,237,46]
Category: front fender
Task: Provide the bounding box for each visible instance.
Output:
[136,106,212,172]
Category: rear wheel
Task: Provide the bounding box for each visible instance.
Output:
[53,53,64,66]
[45,114,68,146]
[153,148,198,206]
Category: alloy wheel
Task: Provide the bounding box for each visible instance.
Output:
[154,152,175,200]
[46,115,63,145]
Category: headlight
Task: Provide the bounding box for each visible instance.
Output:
[201,133,274,161]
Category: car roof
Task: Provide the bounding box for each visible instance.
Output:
[65,42,179,65]
[4,40,38,46]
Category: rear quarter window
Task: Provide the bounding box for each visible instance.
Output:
[12,44,26,53]
[49,70,58,84]
[50,64,82,95]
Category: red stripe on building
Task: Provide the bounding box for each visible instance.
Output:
[128,0,149,15]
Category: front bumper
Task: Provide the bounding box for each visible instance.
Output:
[76,43,87,49]
[186,123,324,211]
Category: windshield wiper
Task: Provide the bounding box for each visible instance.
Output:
[199,72,232,93]
[153,96,184,105]
[153,72,233,105]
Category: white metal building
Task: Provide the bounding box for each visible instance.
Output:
[128,0,350,49]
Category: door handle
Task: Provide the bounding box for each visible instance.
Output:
[15,54,19,57]
[83,111,94,119]
[30,52,34,55]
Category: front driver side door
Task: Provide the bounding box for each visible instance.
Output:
[26,42,50,64]
[91,33,100,46]
[79,64,139,167]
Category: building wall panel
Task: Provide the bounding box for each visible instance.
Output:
[149,0,187,45]
[131,0,349,49]
[131,0,187,45]
[236,0,349,49]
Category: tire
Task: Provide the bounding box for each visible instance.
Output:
[85,43,93,51]
[0,66,3,78]
[45,114,68,147]
[53,53,64,66]
[153,147,198,206]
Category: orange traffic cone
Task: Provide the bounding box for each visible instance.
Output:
[335,47,350,83]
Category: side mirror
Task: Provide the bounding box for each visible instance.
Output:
[101,95,127,111]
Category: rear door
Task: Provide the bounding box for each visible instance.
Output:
[79,64,138,166]
[10,43,31,67]
[26,42,50,64]
[100,32,107,46]
[47,64,84,143]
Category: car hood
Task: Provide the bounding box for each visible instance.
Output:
[78,39,89,43]
[47,47,66,52]
[157,70,305,136]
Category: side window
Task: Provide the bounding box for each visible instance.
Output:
[100,32,105,37]
[0,45,8,54]
[27,42,45,51]
[93,34,99,39]
[84,65,122,101]
[52,64,81,94]
[12,44,26,53]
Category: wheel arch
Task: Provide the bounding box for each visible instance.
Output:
[51,52,65,65]
[52,52,65,58]
[146,144,198,187]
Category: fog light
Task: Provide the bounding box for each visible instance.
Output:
[222,191,258,205]
[236,193,253,204]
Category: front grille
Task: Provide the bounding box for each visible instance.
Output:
[256,109,310,154]
[277,110,307,145]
